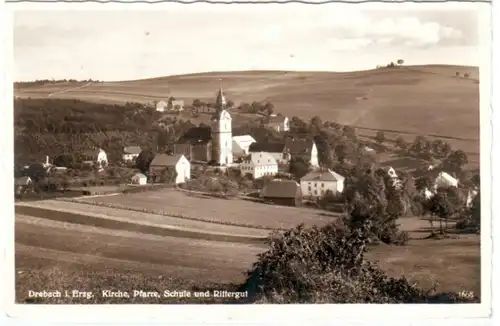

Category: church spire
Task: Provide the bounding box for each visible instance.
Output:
[215,79,226,110]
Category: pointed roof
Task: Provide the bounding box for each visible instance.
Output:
[215,87,227,109]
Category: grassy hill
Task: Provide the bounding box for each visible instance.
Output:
[14,65,480,165]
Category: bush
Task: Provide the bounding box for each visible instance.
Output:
[242,221,425,303]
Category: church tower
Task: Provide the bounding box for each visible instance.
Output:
[211,86,233,165]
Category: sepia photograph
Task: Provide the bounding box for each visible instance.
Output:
[5,1,492,315]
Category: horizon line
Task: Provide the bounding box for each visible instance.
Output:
[13,63,479,83]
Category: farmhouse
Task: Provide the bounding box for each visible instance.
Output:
[239,152,278,179]
[156,100,168,112]
[265,115,290,132]
[434,171,459,189]
[81,148,108,170]
[122,146,142,162]
[149,153,191,184]
[131,172,147,185]
[232,135,256,158]
[300,168,345,198]
[261,179,302,207]
[173,88,233,166]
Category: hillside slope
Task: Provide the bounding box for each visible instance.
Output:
[15,65,480,142]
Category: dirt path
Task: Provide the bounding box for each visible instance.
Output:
[47,82,93,97]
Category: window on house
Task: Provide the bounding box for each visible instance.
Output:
[314,190,317,195]
[308,186,311,191]
[321,183,325,187]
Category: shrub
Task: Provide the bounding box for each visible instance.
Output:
[242,221,425,303]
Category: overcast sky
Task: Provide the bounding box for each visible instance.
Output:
[13,4,485,81]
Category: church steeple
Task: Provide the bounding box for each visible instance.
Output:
[215,81,226,111]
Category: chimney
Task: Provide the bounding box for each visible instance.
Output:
[46,155,49,165]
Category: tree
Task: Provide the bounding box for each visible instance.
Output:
[464,73,470,79]
[310,116,323,130]
[397,59,404,65]
[414,175,433,192]
[289,156,310,180]
[263,102,274,116]
[26,163,47,182]
[192,99,202,107]
[53,153,76,168]
[135,149,155,174]
[395,136,408,152]
[443,150,468,173]
[342,125,356,140]
[226,100,235,109]
[430,139,451,159]
[375,131,386,145]
[427,190,459,234]
[162,167,178,184]
[410,136,431,158]
[455,72,461,77]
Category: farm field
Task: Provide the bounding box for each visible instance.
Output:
[71,188,339,230]
[15,65,480,153]
[15,200,271,238]
[15,210,480,302]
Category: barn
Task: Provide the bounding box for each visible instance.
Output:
[261,179,302,207]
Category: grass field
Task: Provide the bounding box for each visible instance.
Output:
[15,209,480,303]
[15,65,480,154]
[71,188,339,230]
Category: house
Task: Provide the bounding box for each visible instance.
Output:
[300,169,345,198]
[434,171,459,189]
[248,138,319,168]
[248,142,288,164]
[239,152,278,179]
[15,176,33,194]
[149,153,191,184]
[131,172,147,185]
[81,148,108,170]
[196,105,218,114]
[265,115,290,132]
[156,100,169,112]
[122,146,142,162]
[261,179,302,207]
[232,135,257,158]
[285,138,319,168]
[173,87,233,166]
[170,100,185,112]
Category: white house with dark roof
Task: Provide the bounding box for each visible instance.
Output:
[122,146,142,162]
[239,152,278,179]
[232,135,257,157]
[300,168,345,198]
[149,153,190,184]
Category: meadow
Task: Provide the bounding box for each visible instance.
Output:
[15,65,480,153]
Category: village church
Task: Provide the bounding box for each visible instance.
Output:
[173,88,233,166]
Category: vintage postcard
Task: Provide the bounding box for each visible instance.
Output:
[2,0,494,323]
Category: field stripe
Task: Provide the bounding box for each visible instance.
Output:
[15,205,267,245]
